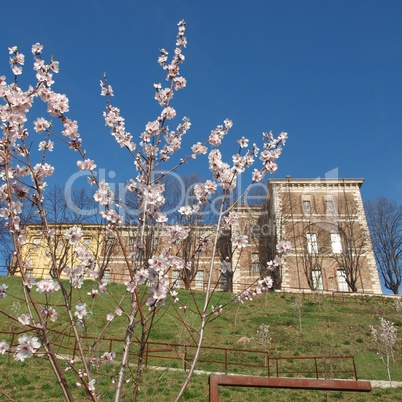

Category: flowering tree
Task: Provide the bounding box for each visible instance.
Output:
[0,21,290,401]
[370,317,398,384]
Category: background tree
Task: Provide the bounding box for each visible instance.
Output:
[365,197,402,294]
[7,185,116,278]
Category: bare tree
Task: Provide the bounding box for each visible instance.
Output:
[8,185,117,278]
[301,223,333,291]
[365,198,402,294]
[331,219,367,293]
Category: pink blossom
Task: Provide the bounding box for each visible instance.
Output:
[17,314,31,326]
[31,43,43,55]
[224,118,233,129]
[94,180,114,205]
[135,268,149,285]
[33,117,50,133]
[14,334,40,362]
[252,169,264,182]
[220,259,232,273]
[77,159,97,171]
[265,161,278,173]
[156,213,168,224]
[276,240,292,255]
[74,303,88,320]
[101,351,116,363]
[102,209,123,224]
[191,142,208,157]
[174,76,187,90]
[99,283,108,294]
[278,131,288,144]
[178,205,192,216]
[166,225,190,242]
[39,306,58,322]
[47,92,69,115]
[0,340,9,354]
[87,289,98,298]
[237,137,249,148]
[204,180,217,194]
[233,234,248,248]
[125,280,136,293]
[100,80,114,96]
[161,106,176,120]
[11,65,22,75]
[212,305,223,315]
[258,276,273,290]
[88,379,96,392]
[8,46,18,54]
[36,279,60,294]
[62,118,79,138]
[23,276,36,289]
[145,120,160,135]
[38,140,54,151]
[64,226,83,244]
[32,163,54,180]
[170,290,179,302]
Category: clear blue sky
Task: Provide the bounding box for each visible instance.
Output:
[2,0,402,202]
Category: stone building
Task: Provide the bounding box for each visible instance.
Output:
[234,177,382,294]
[17,178,382,295]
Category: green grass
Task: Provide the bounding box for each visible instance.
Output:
[0,276,401,400]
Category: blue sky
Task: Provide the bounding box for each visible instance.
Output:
[2,0,402,202]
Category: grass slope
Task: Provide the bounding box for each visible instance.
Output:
[0,276,401,400]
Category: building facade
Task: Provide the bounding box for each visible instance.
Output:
[234,178,382,294]
[18,178,382,295]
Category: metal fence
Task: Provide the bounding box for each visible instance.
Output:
[1,329,359,380]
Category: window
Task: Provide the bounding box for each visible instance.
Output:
[252,252,260,273]
[26,269,33,277]
[220,273,228,290]
[331,233,342,254]
[312,270,323,290]
[337,270,349,292]
[326,200,335,213]
[129,236,135,246]
[172,270,182,288]
[303,200,312,214]
[83,237,91,245]
[103,269,111,283]
[106,236,115,247]
[306,233,318,253]
[251,225,261,240]
[195,270,204,290]
[32,237,41,252]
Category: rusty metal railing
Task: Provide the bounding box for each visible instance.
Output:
[0,328,359,380]
[209,375,372,402]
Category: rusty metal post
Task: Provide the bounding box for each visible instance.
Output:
[314,357,318,379]
[183,344,187,372]
[266,353,270,377]
[352,357,358,380]
[145,345,149,369]
[224,349,228,374]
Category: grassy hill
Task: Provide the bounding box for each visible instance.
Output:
[0,276,401,400]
